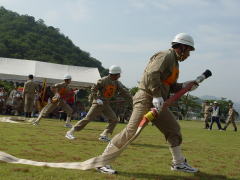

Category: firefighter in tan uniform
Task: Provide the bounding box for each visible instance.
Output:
[33,75,73,127]
[223,103,237,131]
[96,33,198,174]
[65,65,132,142]
[23,74,38,117]
[203,101,211,129]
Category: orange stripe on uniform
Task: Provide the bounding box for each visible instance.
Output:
[103,85,117,98]
[162,67,179,86]
[59,88,67,97]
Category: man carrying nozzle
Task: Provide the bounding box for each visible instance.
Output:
[96,33,204,174]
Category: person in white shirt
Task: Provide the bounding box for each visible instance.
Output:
[209,101,222,130]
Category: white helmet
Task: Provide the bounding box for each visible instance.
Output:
[64,74,72,80]
[214,101,218,104]
[172,33,195,50]
[109,65,121,74]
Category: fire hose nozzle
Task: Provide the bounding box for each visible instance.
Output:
[195,69,212,83]
[141,70,212,126]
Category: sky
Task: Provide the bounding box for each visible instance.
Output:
[1,0,240,102]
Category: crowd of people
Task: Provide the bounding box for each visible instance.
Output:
[0,75,132,126]
[0,77,86,121]
[0,85,24,116]
[202,101,237,131]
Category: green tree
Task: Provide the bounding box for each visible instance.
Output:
[177,94,202,118]
[129,87,138,96]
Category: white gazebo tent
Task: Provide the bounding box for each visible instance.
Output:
[0,57,101,88]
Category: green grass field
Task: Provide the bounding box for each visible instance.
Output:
[0,117,239,180]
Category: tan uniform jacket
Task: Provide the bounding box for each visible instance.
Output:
[38,82,73,119]
[23,80,38,97]
[109,49,184,150]
[138,49,182,100]
[90,75,132,103]
[204,105,212,117]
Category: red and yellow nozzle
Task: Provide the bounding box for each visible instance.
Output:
[144,108,158,121]
[139,108,158,127]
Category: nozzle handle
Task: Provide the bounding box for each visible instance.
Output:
[202,69,212,79]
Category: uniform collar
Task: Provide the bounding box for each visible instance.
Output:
[63,82,68,86]
[170,48,181,61]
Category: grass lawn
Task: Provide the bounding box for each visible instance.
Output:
[0,117,239,180]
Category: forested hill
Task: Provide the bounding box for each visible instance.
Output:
[0,7,108,76]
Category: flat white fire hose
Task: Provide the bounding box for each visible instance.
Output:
[0,70,212,170]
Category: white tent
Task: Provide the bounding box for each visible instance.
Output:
[0,57,101,88]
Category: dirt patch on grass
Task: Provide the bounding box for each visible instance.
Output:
[12,167,30,173]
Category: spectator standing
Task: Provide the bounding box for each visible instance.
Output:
[23,74,38,117]
[203,101,212,129]
[209,101,222,130]
[0,87,7,114]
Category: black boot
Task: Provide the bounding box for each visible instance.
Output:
[234,128,237,132]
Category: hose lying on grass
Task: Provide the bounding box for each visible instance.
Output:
[0,116,36,123]
[0,80,200,170]
[0,70,212,170]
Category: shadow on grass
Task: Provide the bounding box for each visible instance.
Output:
[118,171,238,180]
[84,128,103,132]
[131,143,168,149]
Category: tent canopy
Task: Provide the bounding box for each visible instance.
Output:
[0,57,101,88]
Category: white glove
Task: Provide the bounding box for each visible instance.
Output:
[52,93,60,103]
[152,97,164,112]
[182,80,198,91]
[96,99,103,105]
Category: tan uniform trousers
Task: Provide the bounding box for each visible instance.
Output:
[111,90,182,150]
[24,95,35,113]
[39,100,73,118]
[73,102,118,136]
[225,117,237,129]
[203,113,211,128]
